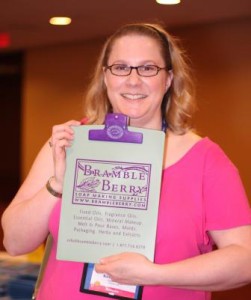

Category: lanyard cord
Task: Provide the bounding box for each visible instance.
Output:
[162,118,168,133]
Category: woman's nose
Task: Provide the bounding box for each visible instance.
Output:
[126,69,142,85]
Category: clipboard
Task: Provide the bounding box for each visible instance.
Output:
[57,113,165,263]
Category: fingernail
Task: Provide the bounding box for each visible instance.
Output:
[80,117,89,125]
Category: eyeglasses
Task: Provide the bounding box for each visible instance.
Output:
[105,64,167,77]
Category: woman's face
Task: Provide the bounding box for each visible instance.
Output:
[104,34,172,129]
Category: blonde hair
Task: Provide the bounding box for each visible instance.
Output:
[83,23,196,134]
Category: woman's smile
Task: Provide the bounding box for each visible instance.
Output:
[121,93,147,100]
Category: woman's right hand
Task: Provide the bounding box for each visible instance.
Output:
[49,120,81,192]
[2,119,84,255]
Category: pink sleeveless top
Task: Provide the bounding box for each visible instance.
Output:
[37,138,251,300]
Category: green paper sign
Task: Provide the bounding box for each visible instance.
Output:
[57,125,165,263]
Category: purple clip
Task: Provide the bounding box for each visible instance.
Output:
[89,113,143,144]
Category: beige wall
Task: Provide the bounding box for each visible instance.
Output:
[22,18,251,200]
[22,39,104,178]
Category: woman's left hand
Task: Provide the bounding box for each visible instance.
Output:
[95,252,157,285]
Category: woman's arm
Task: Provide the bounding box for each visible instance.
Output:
[1,141,55,255]
[1,120,80,255]
[95,225,251,291]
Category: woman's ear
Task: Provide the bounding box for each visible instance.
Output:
[165,70,173,92]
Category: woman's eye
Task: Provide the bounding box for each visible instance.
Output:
[115,65,128,71]
[143,66,155,71]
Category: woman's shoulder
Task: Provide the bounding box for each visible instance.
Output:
[163,130,234,170]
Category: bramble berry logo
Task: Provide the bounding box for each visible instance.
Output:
[72,159,151,210]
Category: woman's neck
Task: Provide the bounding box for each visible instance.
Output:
[129,116,163,131]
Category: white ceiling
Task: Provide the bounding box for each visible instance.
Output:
[0,0,251,52]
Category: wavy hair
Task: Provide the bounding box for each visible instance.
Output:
[83,23,196,134]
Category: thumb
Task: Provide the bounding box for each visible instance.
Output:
[95,262,107,273]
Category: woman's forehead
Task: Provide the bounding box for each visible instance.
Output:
[112,34,159,48]
[108,35,163,63]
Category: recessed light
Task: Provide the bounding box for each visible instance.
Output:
[156,0,181,4]
[49,17,72,26]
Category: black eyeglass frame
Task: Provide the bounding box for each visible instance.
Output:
[105,64,168,77]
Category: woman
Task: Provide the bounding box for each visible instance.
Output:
[2,23,251,300]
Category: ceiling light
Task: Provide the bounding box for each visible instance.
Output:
[156,0,181,4]
[49,17,72,26]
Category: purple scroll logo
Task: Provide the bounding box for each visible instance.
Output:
[72,159,151,210]
[106,125,124,140]
[76,177,100,192]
